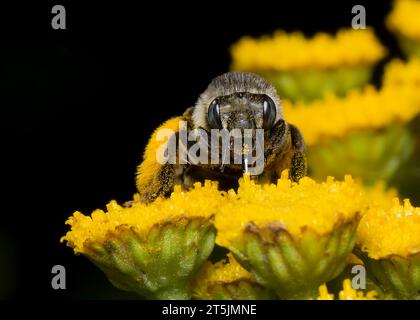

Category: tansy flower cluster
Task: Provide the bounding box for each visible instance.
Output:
[387,0,420,40]
[63,170,420,299]
[283,85,420,146]
[231,28,386,72]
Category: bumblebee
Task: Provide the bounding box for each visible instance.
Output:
[136,72,306,203]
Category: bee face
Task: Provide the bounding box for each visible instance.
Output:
[207,92,277,131]
[193,72,283,132]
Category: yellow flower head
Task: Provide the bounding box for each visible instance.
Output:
[387,0,420,40]
[357,198,420,259]
[231,28,386,72]
[215,171,364,248]
[284,85,420,146]
[61,180,222,253]
[383,58,420,88]
[317,279,377,300]
[193,253,252,296]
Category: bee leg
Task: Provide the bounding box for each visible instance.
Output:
[263,121,307,183]
[288,124,307,182]
[140,163,176,203]
[125,164,176,206]
[264,119,288,168]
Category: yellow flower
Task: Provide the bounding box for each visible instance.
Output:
[383,58,420,88]
[355,189,420,299]
[61,181,221,299]
[215,172,364,248]
[387,0,420,40]
[192,253,276,300]
[317,279,378,300]
[213,172,364,299]
[357,198,420,259]
[284,85,420,146]
[231,28,386,72]
[194,253,252,287]
[62,181,221,254]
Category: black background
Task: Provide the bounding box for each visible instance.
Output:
[0,0,401,299]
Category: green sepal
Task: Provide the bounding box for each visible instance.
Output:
[82,216,216,300]
[326,258,390,299]
[355,250,420,300]
[228,220,359,300]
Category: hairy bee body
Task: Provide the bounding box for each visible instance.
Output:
[136,72,307,203]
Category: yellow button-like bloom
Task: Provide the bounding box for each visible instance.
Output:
[284,85,420,146]
[211,172,367,299]
[383,58,420,88]
[355,196,420,299]
[231,28,386,72]
[215,171,364,248]
[357,198,420,259]
[387,0,420,40]
[195,253,252,286]
[62,181,223,299]
[193,253,276,300]
[62,180,222,254]
[317,279,377,300]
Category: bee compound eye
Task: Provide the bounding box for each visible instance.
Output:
[208,99,223,129]
[262,96,277,129]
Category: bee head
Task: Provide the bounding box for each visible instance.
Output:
[193,72,283,132]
